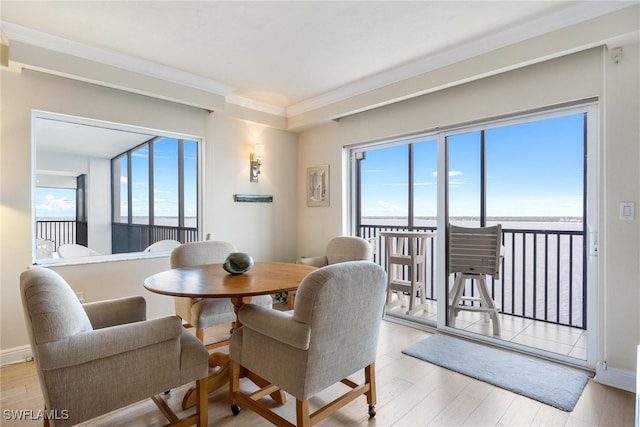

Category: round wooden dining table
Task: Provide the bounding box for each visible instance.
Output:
[143,261,317,408]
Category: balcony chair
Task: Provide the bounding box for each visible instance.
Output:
[170,240,273,348]
[229,261,387,427]
[20,267,209,427]
[448,224,503,336]
[380,230,434,315]
[144,239,182,252]
[57,243,101,258]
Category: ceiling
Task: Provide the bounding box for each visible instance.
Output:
[2,1,633,117]
[35,116,156,159]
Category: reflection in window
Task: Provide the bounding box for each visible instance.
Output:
[112,137,199,253]
[35,187,76,258]
[413,139,438,228]
[360,144,409,227]
[132,145,150,224]
[447,131,481,226]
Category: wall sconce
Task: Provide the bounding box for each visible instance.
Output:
[250,144,264,182]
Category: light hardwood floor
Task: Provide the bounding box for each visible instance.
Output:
[1,320,635,427]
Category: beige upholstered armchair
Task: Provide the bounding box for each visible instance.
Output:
[171,240,273,347]
[229,261,387,427]
[20,267,209,427]
[297,235,373,267]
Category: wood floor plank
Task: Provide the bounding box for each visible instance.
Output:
[1,320,635,426]
[497,394,543,426]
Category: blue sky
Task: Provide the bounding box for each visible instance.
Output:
[35,187,76,219]
[361,113,585,218]
[122,138,198,221]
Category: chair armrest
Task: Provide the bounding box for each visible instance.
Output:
[83,296,146,329]
[38,315,182,370]
[297,256,328,267]
[238,304,310,350]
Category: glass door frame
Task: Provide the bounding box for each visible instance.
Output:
[435,103,598,369]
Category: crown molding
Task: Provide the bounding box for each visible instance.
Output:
[285,1,637,118]
[225,93,287,117]
[1,21,234,96]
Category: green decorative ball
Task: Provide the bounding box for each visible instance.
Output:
[223,252,254,274]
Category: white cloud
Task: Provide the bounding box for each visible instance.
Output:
[36,195,75,217]
[362,200,406,216]
[432,170,463,177]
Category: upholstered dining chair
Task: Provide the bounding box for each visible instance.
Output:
[229,261,387,427]
[20,267,209,427]
[297,235,373,267]
[170,240,273,348]
[292,236,374,309]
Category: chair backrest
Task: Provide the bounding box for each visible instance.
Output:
[21,268,93,345]
[292,261,386,397]
[20,268,94,412]
[58,243,100,258]
[325,236,373,265]
[449,224,502,279]
[170,240,236,268]
[144,239,182,252]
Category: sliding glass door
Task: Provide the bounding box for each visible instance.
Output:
[443,112,589,352]
[350,104,597,367]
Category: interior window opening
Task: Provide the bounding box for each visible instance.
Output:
[32,111,202,263]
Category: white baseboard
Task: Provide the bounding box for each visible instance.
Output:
[0,345,33,367]
[594,362,636,393]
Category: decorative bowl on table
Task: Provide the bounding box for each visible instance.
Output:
[223,252,254,274]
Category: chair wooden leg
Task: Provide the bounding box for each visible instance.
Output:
[195,328,205,343]
[195,376,208,427]
[365,364,377,417]
[229,360,240,405]
[296,399,311,427]
[364,363,376,408]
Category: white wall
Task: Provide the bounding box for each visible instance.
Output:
[600,39,640,385]
[87,157,112,255]
[296,44,640,386]
[0,68,298,361]
[203,112,298,261]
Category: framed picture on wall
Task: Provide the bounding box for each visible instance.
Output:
[307,165,329,207]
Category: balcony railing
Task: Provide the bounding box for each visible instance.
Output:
[360,224,586,330]
[36,220,76,252]
[112,223,197,253]
[36,220,198,255]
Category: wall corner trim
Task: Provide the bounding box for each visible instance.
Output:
[594,363,636,393]
[0,345,33,367]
